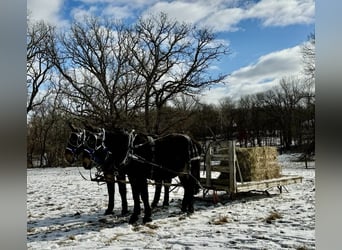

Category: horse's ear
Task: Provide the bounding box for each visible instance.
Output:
[68,121,77,131]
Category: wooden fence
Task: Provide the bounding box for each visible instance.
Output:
[200,140,303,196]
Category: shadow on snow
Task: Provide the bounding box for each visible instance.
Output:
[27,191,279,243]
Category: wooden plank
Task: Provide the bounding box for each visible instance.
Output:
[211,154,229,161]
[205,143,212,187]
[229,140,236,193]
[236,175,303,192]
[211,165,230,173]
[201,184,230,192]
[201,175,302,193]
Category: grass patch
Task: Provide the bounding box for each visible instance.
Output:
[68,235,76,240]
[265,211,282,223]
[296,246,309,250]
[210,215,230,225]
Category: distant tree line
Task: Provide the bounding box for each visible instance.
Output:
[27,12,315,167]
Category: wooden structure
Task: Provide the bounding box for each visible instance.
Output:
[200,140,303,196]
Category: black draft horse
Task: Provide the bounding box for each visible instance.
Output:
[64,123,128,216]
[64,123,170,216]
[82,128,202,224]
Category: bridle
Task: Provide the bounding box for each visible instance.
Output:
[83,128,136,168]
[65,130,86,162]
[83,128,112,165]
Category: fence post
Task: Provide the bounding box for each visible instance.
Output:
[228,140,236,194]
[205,141,212,187]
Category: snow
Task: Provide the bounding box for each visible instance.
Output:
[27,153,315,249]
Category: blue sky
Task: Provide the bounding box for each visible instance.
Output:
[27,0,315,104]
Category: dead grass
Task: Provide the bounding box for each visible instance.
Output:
[296,246,309,250]
[145,223,159,230]
[132,224,158,235]
[210,215,230,225]
[265,211,282,223]
[68,235,76,240]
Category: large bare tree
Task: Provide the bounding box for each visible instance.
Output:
[27,17,55,114]
[48,16,143,127]
[127,12,229,134]
[47,13,228,132]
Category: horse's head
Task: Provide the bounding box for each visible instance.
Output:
[82,126,109,169]
[82,127,133,170]
[65,122,86,164]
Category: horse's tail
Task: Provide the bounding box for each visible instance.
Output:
[187,137,202,194]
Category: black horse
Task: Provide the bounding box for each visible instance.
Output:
[64,123,128,216]
[82,128,202,224]
[64,123,170,215]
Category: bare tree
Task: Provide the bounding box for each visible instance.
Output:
[46,13,228,133]
[27,17,55,113]
[301,33,315,84]
[48,16,143,127]
[218,97,237,138]
[258,76,308,148]
[127,12,229,134]
[27,93,60,167]
[156,94,200,134]
[301,33,315,135]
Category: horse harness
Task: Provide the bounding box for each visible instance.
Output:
[87,129,201,183]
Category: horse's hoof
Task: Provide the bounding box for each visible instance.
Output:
[143,216,152,224]
[129,215,139,224]
[121,209,129,216]
[104,210,114,215]
[188,207,194,214]
[151,202,158,208]
[162,203,169,207]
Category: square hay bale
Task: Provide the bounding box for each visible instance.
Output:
[236,147,281,181]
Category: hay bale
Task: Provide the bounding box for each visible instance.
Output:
[236,147,281,181]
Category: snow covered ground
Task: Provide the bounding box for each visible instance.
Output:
[27,153,315,249]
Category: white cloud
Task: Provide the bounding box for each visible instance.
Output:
[70,6,99,22]
[102,5,132,20]
[246,0,315,27]
[27,0,66,27]
[231,46,303,82]
[27,0,314,31]
[144,1,211,24]
[200,45,304,104]
[204,7,244,32]
[144,0,314,32]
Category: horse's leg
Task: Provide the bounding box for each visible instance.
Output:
[141,178,152,223]
[117,173,128,216]
[179,176,194,214]
[187,159,201,213]
[162,178,171,207]
[187,181,195,214]
[192,160,201,195]
[104,181,115,215]
[128,176,141,224]
[151,179,162,208]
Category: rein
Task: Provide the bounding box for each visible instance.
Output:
[127,151,203,189]
[85,128,203,189]
[76,164,91,181]
[76,163,113,185]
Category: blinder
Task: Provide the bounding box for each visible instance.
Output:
[83,128,136,168]
[83,129,112,165]
[65,130,86,162]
